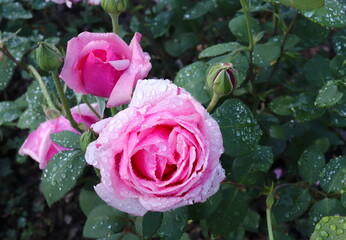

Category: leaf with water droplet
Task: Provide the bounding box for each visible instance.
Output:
[0,101,22,126]
[199,42,243,59]
[273,186,311,222]
[51,130,81,149]
[315,81,344,108]
[79,182,105,216]
[40,150,86,206]
[207,185,250,234]
[174,61,211,105]
[298,145,325,184]
[229,15,260,43]
[183,0,217,20]
[302,0,346,28]
[157,207,188,240]
[83,204,128,238]
[309,216,346,240]
[142,211,163,239]
[212,99,262,157]
[253,42,281,67]
[319,156,346,193]
[278,0,324,11]
[232,145,273,185]
[308,198,346,233]
[269,95,294,116]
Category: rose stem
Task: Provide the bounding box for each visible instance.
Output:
[82,95,101,119]
[206,94,220,113]
[51,70,83,133]
[0,46,56,111]
[109,13,120,35]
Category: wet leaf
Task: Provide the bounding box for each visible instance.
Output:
[157,207,188,240]
[212,99,262,157]
[40,150,86,206]
[310,216,346,240]
[199,42,242,58]
[298,145,325,184]
[142,211,163,239]
[320,156,346,193]
[83,204,128,238]
[273,186,311,222]
[51,130,81,149]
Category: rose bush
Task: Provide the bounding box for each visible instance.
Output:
[86,79,225,216]
[19,104,99,169]
[59,32,151,107]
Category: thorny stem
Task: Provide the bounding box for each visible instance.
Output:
[206,94,220,113]
[82,95,101,119]
[0,46,56,111]
[51,70,82,133]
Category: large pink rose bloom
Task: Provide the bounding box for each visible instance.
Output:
[19,104,99,170]
[86,79,225,216]
[60,32,151,107]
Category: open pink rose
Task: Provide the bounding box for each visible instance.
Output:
[86,79,225,216]
[60,32,151,107]
[19,104,99,169]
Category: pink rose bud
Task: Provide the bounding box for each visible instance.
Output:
[59,32,151,107]
[86,79,225,216]
[19,104,99,169]
[206,63,238,97]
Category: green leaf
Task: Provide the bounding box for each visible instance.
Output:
[330,55,346,79]
[302,0,346,28]
[188,189,223,220]
[174,62,211,105]
[212,99,262,157]
[320,156,346,193]
[310,216,346,240]
[40,150,86,206]
[51,130,81,149]
[290,93,325,122]
[253,42,281,67]
[183,0,217,20]
[308,198,346,232]
[83,204,128,238]
[315,81,344,107]
[272,186,311,222]
[242,209,260,232]
[292,17,329,48]
[17,108,46,130]
[97,232,140,240]
[278,0,324,11]
[79,182,105,216]
[164,33,199,57]
[157,207,188,240]
[149,12,173,38]
[0,55,15,91]
[142,211,163,239]
[199,42,242,58]
[269,96,294,116]
[332,29,346,56]
[0,101,22,125]
[298,145,325,184]
[229,15,260,43]
[232,146,273,184]
[207,185,249,234]
[269,125,286,140]
[1,2,32,19]
[304,55,333,88]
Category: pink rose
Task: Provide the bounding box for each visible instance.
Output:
[49,0,100,8]
[19,104,99,169]
[86,79,225,216]
[59,32,151,107]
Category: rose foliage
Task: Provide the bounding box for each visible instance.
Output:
[0,0,346,240]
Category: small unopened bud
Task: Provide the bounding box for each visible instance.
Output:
[207,63,238,97]
[36,42,62,71]
[101,0,128,14]
[80,130,97,152]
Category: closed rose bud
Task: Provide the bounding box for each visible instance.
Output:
[101,0,128,14]
[36,42,63,71]
[207,63,238,97]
